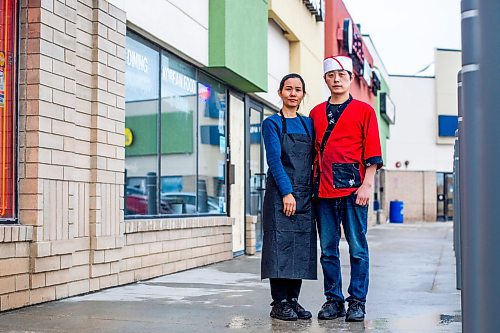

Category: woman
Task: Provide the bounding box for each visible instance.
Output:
[261,73,317,321]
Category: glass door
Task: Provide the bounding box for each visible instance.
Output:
[437,173,445,221]
[444,173,454,221]
[246,99,264,251]
[437,172,454,221]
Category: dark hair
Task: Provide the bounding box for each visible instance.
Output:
[278,73,306,94]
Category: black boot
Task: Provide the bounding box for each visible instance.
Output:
[345,300,365,322]
[270,300,298,321]
[318,299,346,320]
[288,298,312,319]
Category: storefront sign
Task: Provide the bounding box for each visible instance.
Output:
[363,59,371,87]
[342,19,365,76]
[343,19,353,55]
[380,92,396,124]
[125,36,159,102]
[126,48,149,73]
[161,65,196,94]
[371,69,381,96]
[303,0,324,21]
[125,128,134,147]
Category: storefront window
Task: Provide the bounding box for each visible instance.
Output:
[124,32,227,217]
[125,34,159,215]
[0,0,18,221]
[198,73,227,214]
[160,52,197,214]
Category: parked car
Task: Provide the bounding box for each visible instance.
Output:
[125,186,173,215]
[126,187,222,215]
[161,192,221,214]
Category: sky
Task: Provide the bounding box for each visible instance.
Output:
[343,0,462,75]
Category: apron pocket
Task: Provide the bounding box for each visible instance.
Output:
[332,163,361,188]
[294,189,312,214]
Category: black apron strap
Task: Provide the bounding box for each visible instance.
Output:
[279,110,311,138]
[279,110,287,134]
[298,114,311,139]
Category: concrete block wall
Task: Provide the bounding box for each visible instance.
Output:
[0,226,32,311]
[0,0,234,312]
[245,215,256,255]
[120,218,233,284]
[382,170,437,222]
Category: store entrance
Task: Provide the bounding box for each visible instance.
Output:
[246,99,265,252]
[437,172,454,221]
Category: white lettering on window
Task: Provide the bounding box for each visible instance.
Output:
[126,49,149,73]
[161,65,196,94]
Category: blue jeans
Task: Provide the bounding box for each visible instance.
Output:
[315,194,369,303]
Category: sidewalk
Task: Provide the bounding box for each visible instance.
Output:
[0,222,461,333]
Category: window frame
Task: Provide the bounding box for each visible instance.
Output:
[124,30,229,220]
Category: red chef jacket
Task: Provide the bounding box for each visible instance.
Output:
[310,98,383,198]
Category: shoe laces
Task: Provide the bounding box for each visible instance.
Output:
[289,298,305,311]
[324,299,342,307]
[349,300,365,313]
[271,299,290,308]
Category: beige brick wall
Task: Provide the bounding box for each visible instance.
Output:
[382,170,437,222]
[1,0,234,312]
[245,215,256,255]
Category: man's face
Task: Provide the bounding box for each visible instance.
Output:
[324,70,353,96]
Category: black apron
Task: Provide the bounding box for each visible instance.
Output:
[261,113,317,280]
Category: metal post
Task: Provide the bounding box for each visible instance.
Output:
[454,72,462,291]
[477,0,500,331]
[460,0,480,331]
[146,172,157,215]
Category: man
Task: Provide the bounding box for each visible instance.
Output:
[309,55,383,322]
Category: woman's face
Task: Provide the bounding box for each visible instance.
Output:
[278,77,304,109]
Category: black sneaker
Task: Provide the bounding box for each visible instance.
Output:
[270,300,298,321]
[289,298,312,319]
[345,300,365,322]
[318,300,346,320]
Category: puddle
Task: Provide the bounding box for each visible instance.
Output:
[226,315,249,329]
[439,313,462,325]
[377,312,462,332]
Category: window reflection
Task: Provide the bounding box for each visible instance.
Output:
[124,33,227,217]
[160,52,197,214]
[124,35,159,216]
[198,74,227,214]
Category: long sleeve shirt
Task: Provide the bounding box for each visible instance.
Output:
[262,114,314,197]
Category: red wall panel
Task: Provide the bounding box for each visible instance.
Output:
[0,0,17,219]
[325,0,375,106]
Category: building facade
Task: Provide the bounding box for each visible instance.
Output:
[0,0,325,311]
[385,49,461,222]
[324,0,394,224]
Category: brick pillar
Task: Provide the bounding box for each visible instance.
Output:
[84,0,126,290]
[14,0,126,304]
[245,215,256,255]
[18,0,85,303]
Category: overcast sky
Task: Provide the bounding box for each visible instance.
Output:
[343,0,462,75]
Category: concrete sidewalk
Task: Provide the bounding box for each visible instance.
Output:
[0,222,461,333]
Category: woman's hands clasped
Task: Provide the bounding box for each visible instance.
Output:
[282,193,296,217]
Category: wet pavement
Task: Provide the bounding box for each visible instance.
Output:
[0,222,461,332]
